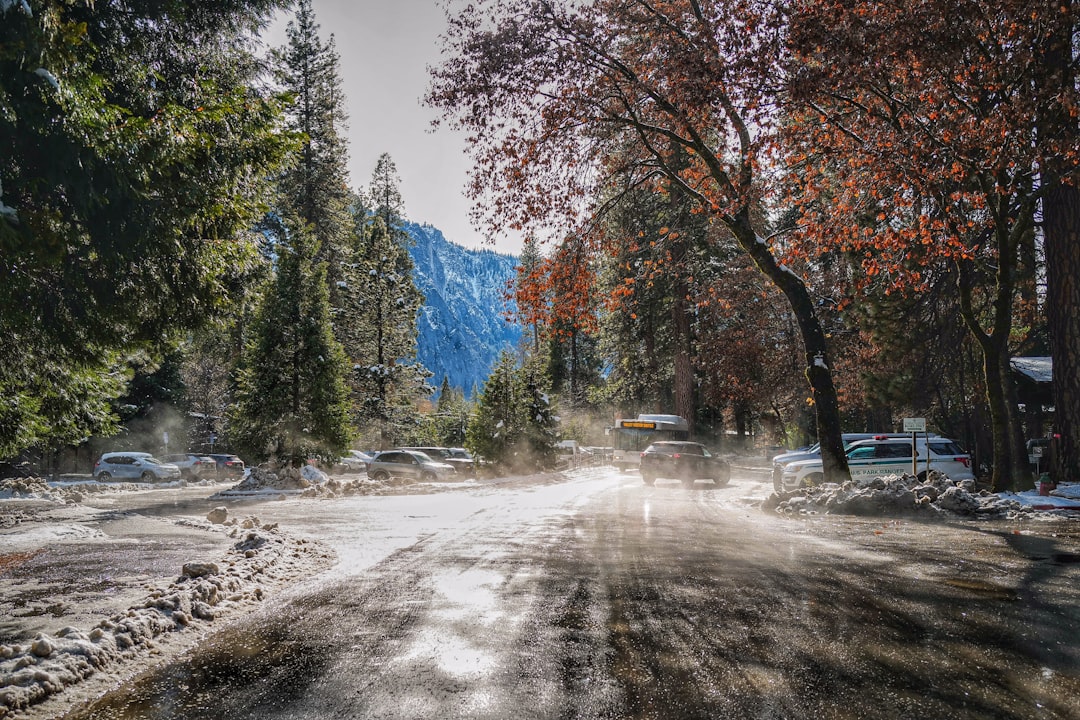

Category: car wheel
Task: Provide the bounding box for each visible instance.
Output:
[97,472,111,482]
[803,472,823,487]
[141,471,156,482]
[642,475,655,486]
[421,471,437,482]
[371,470,389,482]
[714,467,731,487]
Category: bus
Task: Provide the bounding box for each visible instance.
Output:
[611,414,690,472]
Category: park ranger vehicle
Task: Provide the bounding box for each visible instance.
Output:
[779,436,974,491]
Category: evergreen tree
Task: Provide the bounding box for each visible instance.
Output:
[368,153,408,244]
[520,358,558,469]
[434,376,469,446]
[272,0,354,329]
[230,222,352,466]
[0,0,293,456]
[467,351,523,467]
[352,215,429,445]
[466,352,557,471]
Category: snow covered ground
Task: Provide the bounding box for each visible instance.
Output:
[1,464,1078,718]
[0,475,337,718]
[766,469,1080,519]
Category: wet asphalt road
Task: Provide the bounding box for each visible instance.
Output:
[62,467,1080,720]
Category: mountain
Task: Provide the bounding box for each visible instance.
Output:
[405,222,522,397]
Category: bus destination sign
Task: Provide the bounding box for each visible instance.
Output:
[622,421,657,429]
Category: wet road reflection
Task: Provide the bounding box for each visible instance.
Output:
[63,469,1080,719]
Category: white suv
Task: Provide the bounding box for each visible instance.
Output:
[779,436,974,491]
[93,452,182,482]
[770,433,933,491]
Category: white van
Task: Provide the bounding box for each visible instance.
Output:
[779,436,974,491]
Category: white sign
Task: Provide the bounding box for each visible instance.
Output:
[903,417,926,432]
[162,431,170,445]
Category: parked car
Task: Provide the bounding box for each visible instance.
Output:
[779,436,974,491]
[771,433,940,491]
[399,447,475,477]
[365,450,456,482]
[207,453,245,479]
[93,452,181,482]
[333,450,373,474]
[162,453,217,481]
[639,441,730,488]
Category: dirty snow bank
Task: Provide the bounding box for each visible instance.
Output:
[211,464,481,499]
[765,471,1080,519]
[0,507,335,719]
[0,475,222,505]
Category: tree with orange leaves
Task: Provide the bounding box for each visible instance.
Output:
[428,0,852,482]
[784,0,1078,489]
[511,233,602,407]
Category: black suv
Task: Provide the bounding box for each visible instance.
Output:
[640,441,730,487]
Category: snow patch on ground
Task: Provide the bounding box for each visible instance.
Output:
[0,499,334,719]
[766,471,1080,520]
[210,464,489,500]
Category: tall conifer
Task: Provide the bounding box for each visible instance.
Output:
[230,222,351,466]
[273,0,353,324]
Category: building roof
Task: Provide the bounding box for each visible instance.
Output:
[1011,357,1052,384]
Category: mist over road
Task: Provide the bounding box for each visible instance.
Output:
[62,467,1080,720]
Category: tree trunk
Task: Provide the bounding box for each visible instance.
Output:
[956,254,1028,492]
[672,272,695,435]
[727,210,849,483]
[1044,183,1080,483]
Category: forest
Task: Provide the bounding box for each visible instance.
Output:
[0,0,1077,490]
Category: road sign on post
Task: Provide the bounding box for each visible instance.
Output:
[903,419,926,476]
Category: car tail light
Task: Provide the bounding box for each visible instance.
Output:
[673,453,682,459]
[958,456,970,467]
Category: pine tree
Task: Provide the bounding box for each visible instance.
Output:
[272,0,354,328]
[466,352,558,471]
[368,153,409,245]
[466,351,523,467]
[0,0,293,456]
[434,376,469,446]
[520,358,558,469]
[352,214,429,445]
[230,222,352,467]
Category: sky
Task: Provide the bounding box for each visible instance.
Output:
[264,1,521,255]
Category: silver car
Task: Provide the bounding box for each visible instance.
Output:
[93,452,182,482]
[365,450,456,482]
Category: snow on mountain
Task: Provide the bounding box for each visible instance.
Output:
[405,222,522,397]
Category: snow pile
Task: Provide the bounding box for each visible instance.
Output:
[0,510,334,718]
[212,464,482,499]
[212,465,357,499]
[0,476,63,502]
[1053,482,1080,500]
[1,475,218,505]
[766,471,1080,519]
